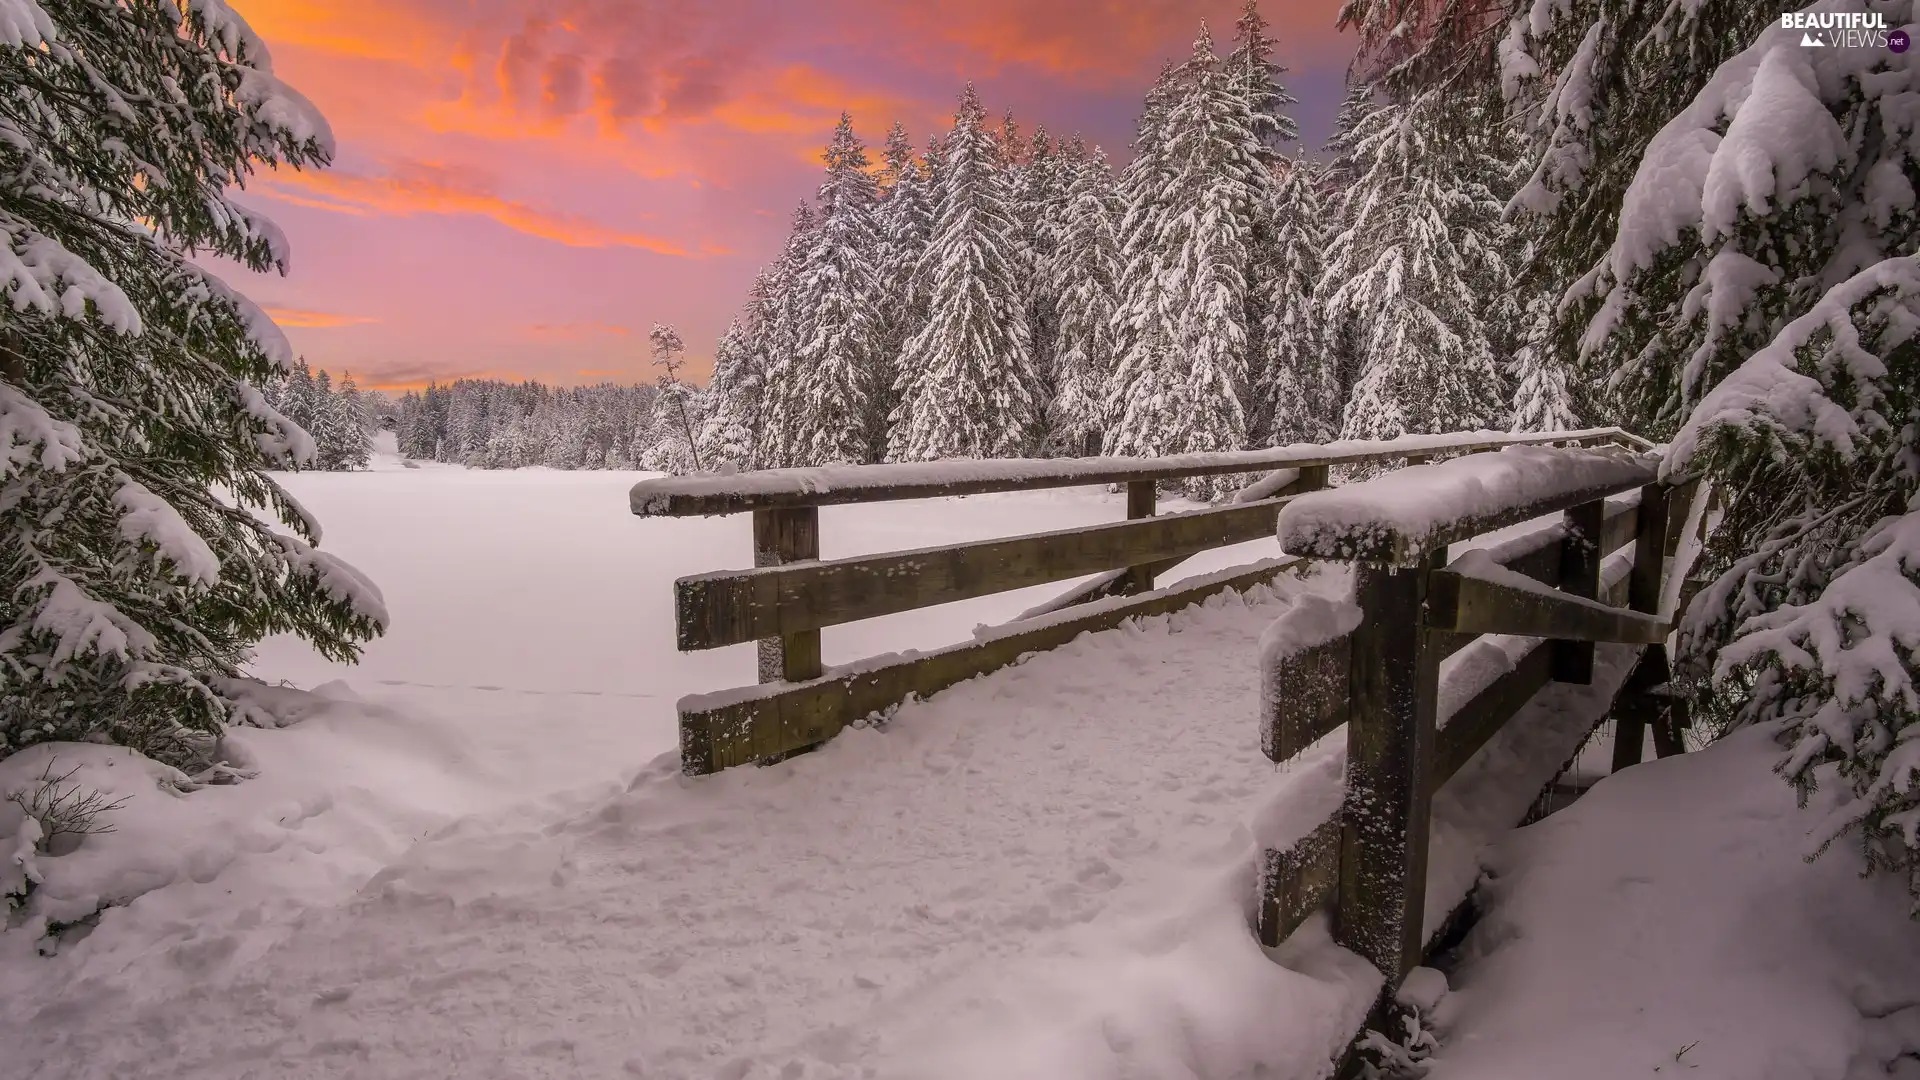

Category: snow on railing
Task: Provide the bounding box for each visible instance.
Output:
[630,427,1643,516]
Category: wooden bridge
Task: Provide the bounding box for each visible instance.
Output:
[630,426,1700,1072]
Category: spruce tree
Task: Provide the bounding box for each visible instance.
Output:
[698,311,767,472]
[1107,27,1270,497]
[1576,13,1920,901]
[1322,90,1509,445]
[896,85,1039,460]
[872,122,933,453]
[1047,141,1123,457]
[785,114,886,465]
[1262,160,1338,444]
[0,1,384,763]
[756,202,816,467]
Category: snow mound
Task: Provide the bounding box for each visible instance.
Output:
[1427,724,1920,1079]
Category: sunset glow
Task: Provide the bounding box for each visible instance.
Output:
[228,0,1353,390]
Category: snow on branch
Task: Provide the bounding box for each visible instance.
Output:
[1665,256,1920,479]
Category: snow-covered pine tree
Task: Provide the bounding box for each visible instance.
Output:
[783,114,886,465]
[756,201,816,468]
[698,311,766,472]
[1321,89,1509,448]
[1226,0,1301,155]
[887,133,947,462]
[1009,126,1069,432]
[332,371,372,469]
[1574,11,1920,901]
[1506,287,1580,433]
[871,122,932,451]
[1107,60,1183,425]
[1497,0,1765,432]
[1262,159,1338,444]
[1047,140,1123,457]
[0,1,385,763]
[1108,26,1271,497]
[896,85,1040,460]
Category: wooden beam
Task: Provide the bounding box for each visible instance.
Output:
[1434,644,1554,785]
[1262,633,1353,764]
[1336,550,1441,982]
[1425,569,1672,644]
[676,495,1295,650]
[679,556,1307,775]
[1434,498,1639,662]
[752,507,820,684]
[633,429,1641,517]
[1552,500,1604,684]
[1259,815,1341,947]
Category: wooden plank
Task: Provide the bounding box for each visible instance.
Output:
[1262,633,1353,764]
[1258,815,1341,947]
[1434,644,1554,785]
[1425,569,1672,644]
[1553,500,1604,684]
[1121,480,1158,595]
[677,496,1294,650]
[633,429,1639,517]
[752,507,820,684]
[1631,483,1671,616]
[1335,550,1441,982]
[1434,498,1639,662]
[678,556,1307,775]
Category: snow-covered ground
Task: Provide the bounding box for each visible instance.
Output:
[2,449,1350,1079]
[1424,723,1920,1080]
[10,446,1889,1080]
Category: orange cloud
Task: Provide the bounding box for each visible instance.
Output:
[255,162,696,254]
[266,305,379,328]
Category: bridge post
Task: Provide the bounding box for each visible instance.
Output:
[1550,499,1605,684]
[1119,480,1157,594]
[1336,546,1442,983]
[752,507,822,684]
[1612,482,1675,771]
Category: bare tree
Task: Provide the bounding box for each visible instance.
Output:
[649,323,704,473]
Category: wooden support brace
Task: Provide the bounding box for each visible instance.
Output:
[1259,816,1341,947]
[752,506,822,684]
[1613,482,1675,771]
[1424,569,1672,644]
[1262,633,1353,764]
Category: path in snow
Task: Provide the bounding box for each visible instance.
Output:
[5,572,1377,1080]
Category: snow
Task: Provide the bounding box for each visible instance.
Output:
[1666,256,1920,478]
[0,0,51,49]
[113,478,221,587]
[0,454,1692,1078]
[1258,592,1363,671]
[1277,444,1654,563]
[0,380,86,479]
[1423,723,1920,1080]
[632,427,1631,514]
[0,461,1402,1078]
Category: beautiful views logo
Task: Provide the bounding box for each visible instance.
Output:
[1781,10,1905,49]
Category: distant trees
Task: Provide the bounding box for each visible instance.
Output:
[261,360,372,471]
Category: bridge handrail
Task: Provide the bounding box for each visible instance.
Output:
[1255,449,1700,1071]
[629,427,1648,517]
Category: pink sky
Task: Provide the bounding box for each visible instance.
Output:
[224,0,1355,389]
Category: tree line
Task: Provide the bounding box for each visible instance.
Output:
[677,2,1575,498]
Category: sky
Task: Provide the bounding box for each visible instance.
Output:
[225,0,1357,390]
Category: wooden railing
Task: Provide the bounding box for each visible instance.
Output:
[631,427,1653,776]
[1255,445,1697,1066]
